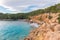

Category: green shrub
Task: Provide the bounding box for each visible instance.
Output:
[58,14,60,24]
[48,16,52,19]
[38,18,43,21]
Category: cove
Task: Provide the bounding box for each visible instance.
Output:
[0,21,33,40]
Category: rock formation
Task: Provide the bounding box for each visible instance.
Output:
[24,13,60,40]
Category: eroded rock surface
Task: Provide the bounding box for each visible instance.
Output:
[24,13,60,40]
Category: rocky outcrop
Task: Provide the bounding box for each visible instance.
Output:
[24,13,60,40]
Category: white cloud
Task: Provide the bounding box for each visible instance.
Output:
[0,0,4,5]
[1,5,17,11]
[0,0,60,13]
[0,0,18,12]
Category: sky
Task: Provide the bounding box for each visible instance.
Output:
[0,0,60,13]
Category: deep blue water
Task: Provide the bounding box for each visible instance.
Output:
[0,21,33,40]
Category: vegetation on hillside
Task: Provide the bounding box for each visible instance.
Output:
[58,14,60,24]
[0,3,60,20]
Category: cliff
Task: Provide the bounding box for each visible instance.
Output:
[24,13,60,40]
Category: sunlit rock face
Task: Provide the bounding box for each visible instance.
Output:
[24,13,60,40]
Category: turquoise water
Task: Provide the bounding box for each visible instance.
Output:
[0,21,33,40]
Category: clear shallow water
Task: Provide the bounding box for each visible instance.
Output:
[0,21,33,40]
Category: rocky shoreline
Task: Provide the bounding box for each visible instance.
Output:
[0,19,28,21]
[24,13,60,40]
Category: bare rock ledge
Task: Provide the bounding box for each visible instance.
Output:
[24,13,60,40]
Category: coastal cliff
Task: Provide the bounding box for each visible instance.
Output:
[24,13,60,40]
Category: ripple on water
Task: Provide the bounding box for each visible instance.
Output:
[0,21,33,40]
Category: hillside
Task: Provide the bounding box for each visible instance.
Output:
[24,13,60,40]
[27,3,60,16]
[24,3,60,40]
[0,3,60,20]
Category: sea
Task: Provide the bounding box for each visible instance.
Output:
[0,20,33,40]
